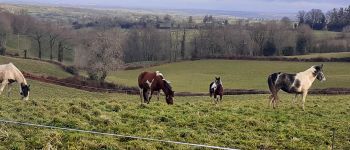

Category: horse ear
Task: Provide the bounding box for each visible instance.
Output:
[320,64,323,68]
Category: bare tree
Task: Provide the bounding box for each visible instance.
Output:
[297,10,306,25]
[12,11,33,34]
[0,12,13,55]
[75,29,124,81]
[249,23,267,55]
[46,23,60,60]
[305,9,326,30]
[28,20,46,59]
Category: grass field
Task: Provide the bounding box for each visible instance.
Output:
[312,30,341,40]
[108,60,350,93]
[286,52,350,59]
[0,56,71,78]
[0,80,349,149]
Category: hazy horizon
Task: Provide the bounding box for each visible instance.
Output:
[1,0,348,13]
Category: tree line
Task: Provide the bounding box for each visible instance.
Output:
[0,9,72,62]
[298,5,350,31]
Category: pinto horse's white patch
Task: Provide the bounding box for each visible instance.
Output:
[145,79,154,88]
[211,82,217,90]
[156,71,163,77]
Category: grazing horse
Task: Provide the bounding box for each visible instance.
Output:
[0,63,30,100]
[209,77,223,104]
[138,71,174,105]
[267,64,326,110]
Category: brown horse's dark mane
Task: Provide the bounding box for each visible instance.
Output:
[162,80,174,96]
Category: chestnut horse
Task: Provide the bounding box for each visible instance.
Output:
[138,71,174,105]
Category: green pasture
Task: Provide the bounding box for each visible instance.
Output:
[286,52,350,59]
[0,56,71,78]
[0,80,348,149]
[108,60,350,93]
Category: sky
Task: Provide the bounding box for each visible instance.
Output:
[2,0,349,13]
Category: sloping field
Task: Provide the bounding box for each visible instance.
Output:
[108,60,350,93]
[0,80,349,149]
[0,56,71,78]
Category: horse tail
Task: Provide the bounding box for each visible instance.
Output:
[268,73,279,95]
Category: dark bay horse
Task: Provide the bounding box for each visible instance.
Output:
[138,71,174,105]
[209,77,223,104]
[267,64,326,110]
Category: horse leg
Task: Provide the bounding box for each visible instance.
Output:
[148,90,153,104]
[274,94,280,109]
[301,91,308,111]
[7,83,13,97]
[139,88,143,104]
[213,94,217,104]
[142,89,148,104]
[0,80,8,96]
[219,94,223,102]
[292,94,298,107]
[157,91,160,101]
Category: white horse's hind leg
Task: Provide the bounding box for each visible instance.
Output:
[0,80,8,96]
[301,91,308,111]
[7,83,13,97]
[292,94,298,107]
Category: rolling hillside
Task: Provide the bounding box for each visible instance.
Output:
[0,56,71,78]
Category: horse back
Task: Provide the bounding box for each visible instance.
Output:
[138,71,156,89]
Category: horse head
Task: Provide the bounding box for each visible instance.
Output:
[215,76,222,85]
[163,79,174,105]
[20,83,30,100]
[314,64,326,82]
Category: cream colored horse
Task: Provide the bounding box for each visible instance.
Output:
[0,63,30,100]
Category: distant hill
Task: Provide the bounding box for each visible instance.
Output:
[0,1,296,21]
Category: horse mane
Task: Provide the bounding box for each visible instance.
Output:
[162,79,173,95]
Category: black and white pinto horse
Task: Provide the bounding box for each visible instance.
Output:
[0,63,30,100]
[209,77,223,104]
[268,64,326,110]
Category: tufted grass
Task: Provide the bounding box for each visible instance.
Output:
[0,80,349,149]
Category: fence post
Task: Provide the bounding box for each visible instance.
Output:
[24,49,27,59]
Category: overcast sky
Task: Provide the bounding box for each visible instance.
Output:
[3,0,349,12]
